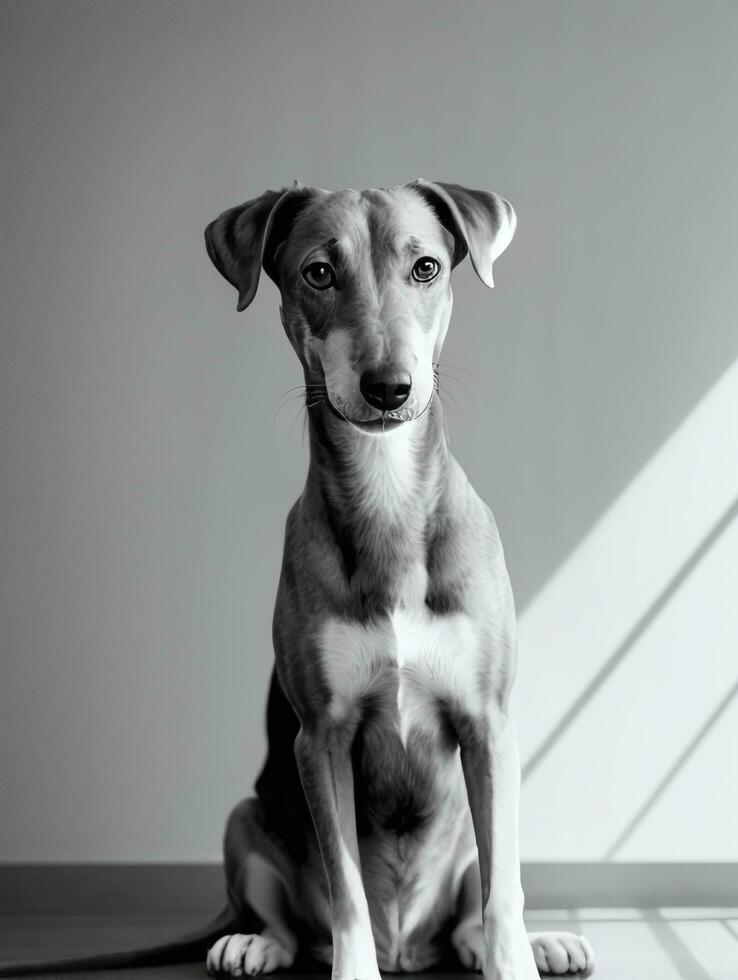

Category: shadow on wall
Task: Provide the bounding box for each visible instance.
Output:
[513,359,738,862]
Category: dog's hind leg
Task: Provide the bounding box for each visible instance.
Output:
[207,798,298,976]
[450,859,485,971]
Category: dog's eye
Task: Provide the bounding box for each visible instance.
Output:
[411,257,440,282]
[302,262,336,291]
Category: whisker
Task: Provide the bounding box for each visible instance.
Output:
[273,391,311,423]
[275,384,327,413]
[434,360,479,382]
[435,368,476,407]
[435,368,472,390]
[288,402,308,437]
[437,382,461,411]
[279,383,327,397]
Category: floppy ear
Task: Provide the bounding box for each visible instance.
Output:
[406,179,516,288]
[204,182,317,311]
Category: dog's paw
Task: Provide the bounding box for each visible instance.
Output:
[206,933,296,976]
[528,932,595,977]
[451,920,484,971]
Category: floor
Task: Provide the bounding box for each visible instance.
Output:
[2,908,738,979]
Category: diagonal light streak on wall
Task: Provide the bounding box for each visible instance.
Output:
[521,497,738,782]
[513,358,738,764]
[512,359,738,860]
[604,681,738,859]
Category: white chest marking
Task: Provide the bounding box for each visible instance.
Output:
[319,607,484,734]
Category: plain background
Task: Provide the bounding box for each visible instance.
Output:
[1,0,737,863]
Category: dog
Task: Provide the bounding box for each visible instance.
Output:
[0,180,595,980]
[200,180,595,980]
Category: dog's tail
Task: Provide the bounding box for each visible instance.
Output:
[0,904,238,977]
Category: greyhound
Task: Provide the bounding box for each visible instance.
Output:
[0,180,594,980]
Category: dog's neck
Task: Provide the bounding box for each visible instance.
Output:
[305,398,452,609]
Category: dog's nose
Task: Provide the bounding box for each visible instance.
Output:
[360,370,412,412]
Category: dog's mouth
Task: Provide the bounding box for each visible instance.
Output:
[324,395,413,433]
[323,392,436,434]
[350,416,407,433]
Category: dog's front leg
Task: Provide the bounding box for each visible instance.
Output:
[456,709,539,980]
[294,723,380,980]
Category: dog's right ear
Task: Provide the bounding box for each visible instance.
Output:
[205,183,316,312]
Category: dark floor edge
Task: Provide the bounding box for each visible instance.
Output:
[522,862,738,909]
[0,863,736,914]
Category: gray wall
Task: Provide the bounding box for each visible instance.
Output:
[2,0,737,861]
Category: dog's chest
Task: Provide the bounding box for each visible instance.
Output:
[319,580,484,733]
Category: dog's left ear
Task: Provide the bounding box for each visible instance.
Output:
[405,179,516,288]
[205,181,319,312]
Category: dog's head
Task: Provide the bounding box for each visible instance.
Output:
[205,180,515,434]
